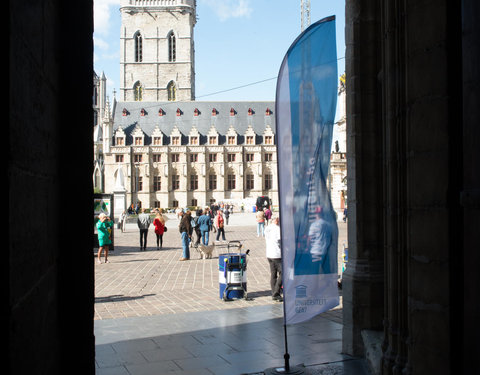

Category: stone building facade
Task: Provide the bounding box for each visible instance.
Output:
[102,101,278,210]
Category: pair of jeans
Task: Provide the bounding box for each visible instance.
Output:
[268,258,283,297]
[181,232,190,259]
[257,222,265,237]
[201,230,209,245]
[139,229,148,249]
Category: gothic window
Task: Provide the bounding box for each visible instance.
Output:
[265,174,273,190]
[153,176,161,191]
[153,154,161,162]
[227,174,236,190]
[134,31,143,62]
[209,153,217,162]
[246,153,254,162]
[190,174,198,190]
[209,174,217,190]
[246,174,255,190]
[190,153,198,162]
[134,81,143,101]
[168,31,176,62]
[171,175,180,190]
[227,153,236,162]
[171,153,180,163]
[167,81,176,101]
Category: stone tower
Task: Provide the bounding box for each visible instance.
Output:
[119,0,196,102]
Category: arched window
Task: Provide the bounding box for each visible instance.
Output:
[134,81,143,101]
[167,81,176,101]
[168,31,176,62]
[134,31,143,62]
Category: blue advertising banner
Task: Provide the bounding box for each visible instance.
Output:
[275,16,339,324]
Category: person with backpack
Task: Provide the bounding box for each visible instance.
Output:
[192,209,202,246]
[215,210,226,241]
[197,208,212,245]
[224,207,230,225]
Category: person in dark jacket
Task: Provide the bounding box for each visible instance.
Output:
[179,210,193,261]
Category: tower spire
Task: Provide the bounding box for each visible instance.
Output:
[301,0,311,32]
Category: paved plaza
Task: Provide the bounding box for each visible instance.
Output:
[94,213,368,375]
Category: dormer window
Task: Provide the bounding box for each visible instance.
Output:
[264,135,273,145]
[171,136,181,145]
[246,136,255,145]
[209,136,217,145]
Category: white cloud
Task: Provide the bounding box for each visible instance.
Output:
[94,0,120,36]
[201,0,252,22]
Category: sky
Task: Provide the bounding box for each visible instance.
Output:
[93,0,345,103]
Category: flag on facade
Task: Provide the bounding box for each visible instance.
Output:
[275,16,339,325]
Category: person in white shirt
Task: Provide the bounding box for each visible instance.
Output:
[265,215,282,301]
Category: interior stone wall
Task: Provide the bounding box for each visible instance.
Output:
[9,1,94,373]
[343,0,480,374]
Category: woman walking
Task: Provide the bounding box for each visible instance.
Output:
[153,211,166,249]
[215,210,226,241]
[96,213,113,264]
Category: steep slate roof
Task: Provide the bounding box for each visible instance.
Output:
[112,101,275,145]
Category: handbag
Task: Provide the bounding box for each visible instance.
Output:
[164,226,168,232]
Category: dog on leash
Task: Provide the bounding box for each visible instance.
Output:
[190,241,215,259]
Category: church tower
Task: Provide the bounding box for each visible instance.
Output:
[119,0,196,102]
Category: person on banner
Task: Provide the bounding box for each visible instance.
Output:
[96,213,113,264]
[265,215,282,301]
[308,206,336,274]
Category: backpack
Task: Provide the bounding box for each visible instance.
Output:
[191,217,198,228]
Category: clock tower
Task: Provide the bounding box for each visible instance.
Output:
[120,0,196,102]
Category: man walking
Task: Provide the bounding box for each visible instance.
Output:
[265,215,282,301]
[137,208,151,251]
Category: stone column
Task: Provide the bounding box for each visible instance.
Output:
[342,0,385,357]
[113,168,127,222]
